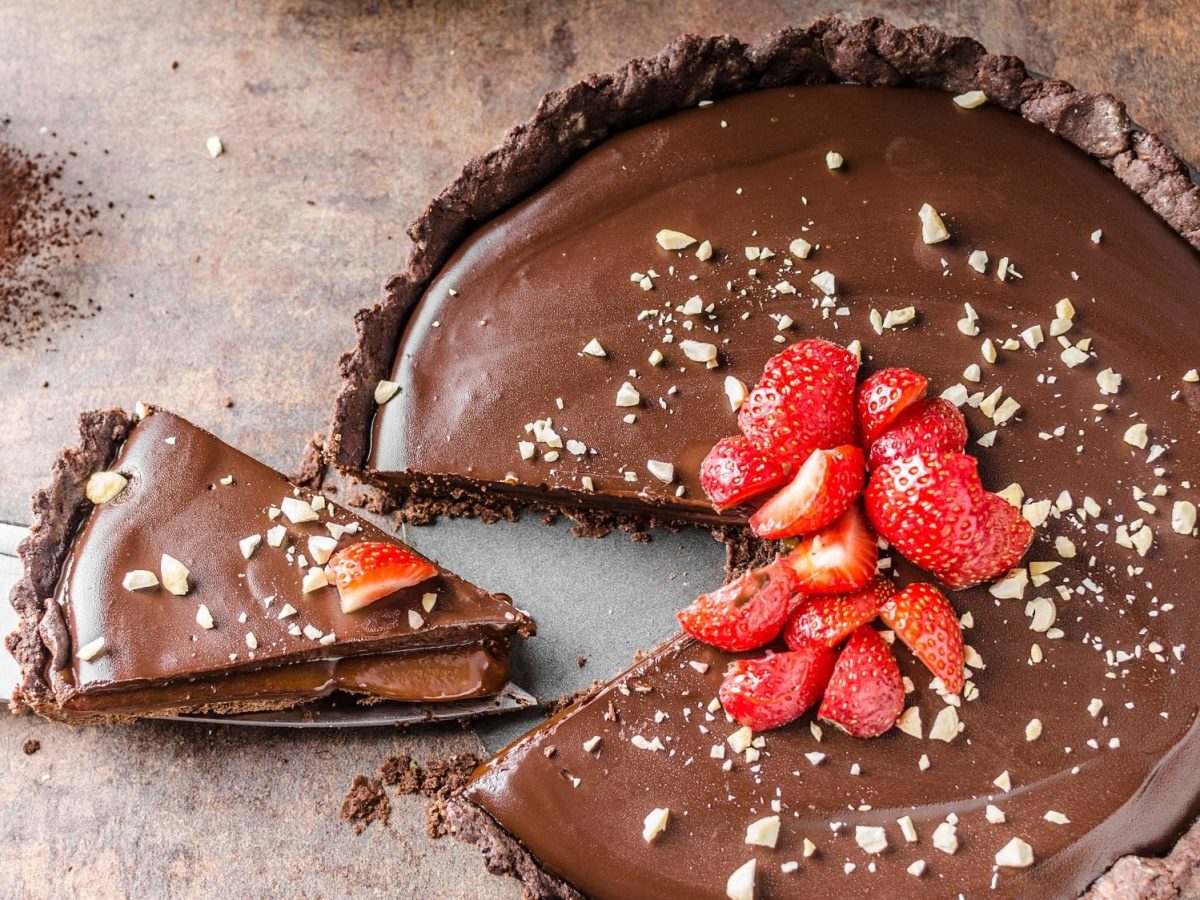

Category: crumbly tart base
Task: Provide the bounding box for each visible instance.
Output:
[332,15,1200,897]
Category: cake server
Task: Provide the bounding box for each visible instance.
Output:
[0,522,537,727]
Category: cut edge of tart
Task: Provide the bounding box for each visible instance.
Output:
[5,406,534,725]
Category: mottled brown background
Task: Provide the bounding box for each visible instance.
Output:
[1,1,1198,897]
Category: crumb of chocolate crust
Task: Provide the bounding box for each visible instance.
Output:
[340,774,390,834]
[288,431,327,489]
[377,753,480,839]
[220,396,233,408]
[577,655,587,668]
[22,738,40,755]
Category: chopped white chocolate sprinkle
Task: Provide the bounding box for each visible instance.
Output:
[696,240,713,261]
[726,859,756,900]
[918,203,950,244]
[245,632,258,650]
[929,705,961,742]
[728,726,753,754]
[994,770,1013,791]
[77,636,107,661]
[810,271,836,296]
[746,815,781,848]
[1096,368,1122,395]
[408,609,425,630]
[643,807,670,843]
[239,534,261,560]
[932,821,959,855]
[723,376,748,412]
[307,535,337,565]
[281,497,319,524]
[277,603,298,619]
[1123,423,1149,449]
[968,249,989,273]
[1045,811,1071,825]
[122,569,159,591]
[195,604,214,630]
[986,804,1007,824]
[898,815,918,843]
[161,554,190,596]
[374,380,400,404]
[825,150,844,170]
[301,567,329,593]
[266,525,287,548]
[86,471,128,505]
[995,837,1035,869]
[1025,718,1043,741]
[953,90,988,108]
[1172,501,1197,535]
[655,229,696,250]
[647,460,675,483]
[882,306,917,330]
[789,237,812,259]
[679,339,718,364]
[581,338,607,357]
[615,382,641,407]
[855,825,888,854]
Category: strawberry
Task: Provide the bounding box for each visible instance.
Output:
[719,645,837,731]
[749,445,865,539]
[700,435,793,511]
[328,541,438,614]
[783,577,896,650]
[737,339,858,466]
[867,398,968,470]
[677,558,800,652]
[817,625,905,738]
[785,504,878,595]
[857,368,928,446]
[879,583,965,693]
[864,452,1034,589]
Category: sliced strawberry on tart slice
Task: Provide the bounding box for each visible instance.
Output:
[328,541,438,613]
[818,624,905,738]
[783,576,895,650]
[700,434,793,511]
[719,644,837,731]
[677,558,801,652]
[879,582,966,694]
[785,503,878,595]
[856,367,928,447]
[866,397,968,470]
[749,445,865,539]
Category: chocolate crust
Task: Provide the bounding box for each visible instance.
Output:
[6,407,134,716]
[328,16,1200,481]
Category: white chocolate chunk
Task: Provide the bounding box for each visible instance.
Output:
[995,837,1035,869]
[789,237,812,259]
[1025,718,1043,741]
[245,632,258,650]
[727,726,754,754]
[897,815,918,843]
[724,376,748,412]
[266,524,287,548]
[746,815,781,848]
[932,821,959,855]
[76,636,107,661]
[643,807,670,843]
[655,229,696,250]
[581,338,607,357]
[855,825,888,854]
[929,705,962,742]
[1123,423,1149,449]
[1096,368,1122,395]
[985,804,1007,824]
[896,706,923,738]
[615,382,641,407]
[726,859,756,900]
[647,460,675,484]
[301,567,329,593]
[196,604,214,630]
[307,535,338,565]
[281,497,319,524]
[696,240,713,261]
[276,604,298,619]
[953,90,988,108]
[374,380,400,404]
[1020,325,1044,349]
[206,135,224,158]
[160,554,190,596]
[122,569,159,591]
[918,203,950,244]
[679,340,717,364]
[408,609,425,629]
[86,471,128,505]
[825,150,844,170]
[810,271,836,296]
[1172,500,1197,535]
[239,535,261,560]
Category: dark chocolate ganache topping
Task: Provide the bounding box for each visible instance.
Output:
[378,86,1200,897]
[48,410,529,709]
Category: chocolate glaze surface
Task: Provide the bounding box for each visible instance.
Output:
[377,86,1200,896]
[45,410,530,714]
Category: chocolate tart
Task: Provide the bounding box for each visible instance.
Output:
[325,17,1200,900]
[6,407,533,724]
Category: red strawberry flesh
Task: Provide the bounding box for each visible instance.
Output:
[783,577,896,651]
[328,541,438,614]
[867,398,968,470]
[749,445,865,539]
[677,558,800,652]
[857,368,928,446]
[719,645,836,731]
[785,503,878,595]
[879,582,966,693]
[700,434,792,511]
[817,625,905,738]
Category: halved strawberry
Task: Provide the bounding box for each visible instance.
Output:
[864,452,1033,589]
[817,625,905,738]
[785,504,878,595]
[857,368,928,446]
[749,445,865,539]
[677,558,800,652]
[719,645,837,731]
[700,435,793,511]
[328,541,438,614]
[737,339,859,465]
[867,398,968,470]
[879,583,965,693]
[783,576,896,650]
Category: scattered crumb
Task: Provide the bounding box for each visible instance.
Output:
[339,774,390,835]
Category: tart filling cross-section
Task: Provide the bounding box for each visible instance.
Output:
[6,407,532,723]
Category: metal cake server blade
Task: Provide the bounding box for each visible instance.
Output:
[0,522,537,727]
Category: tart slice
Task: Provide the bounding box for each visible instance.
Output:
[6,407,533,723]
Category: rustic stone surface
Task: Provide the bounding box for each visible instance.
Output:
[1,2,1198,898]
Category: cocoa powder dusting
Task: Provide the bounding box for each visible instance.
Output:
[0,126,102,345]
